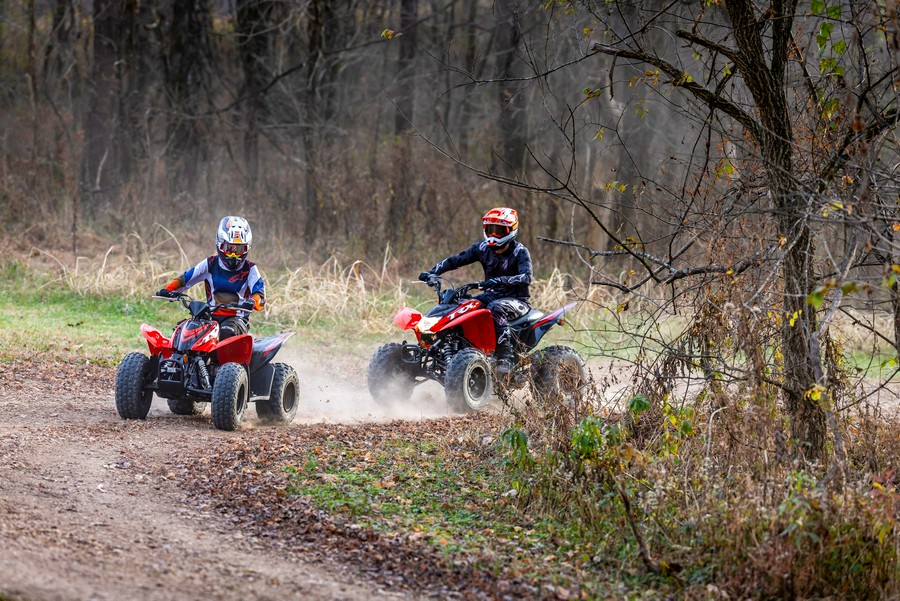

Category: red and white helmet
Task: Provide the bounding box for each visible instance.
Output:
[482,207,519,247]
[216,216,252,270]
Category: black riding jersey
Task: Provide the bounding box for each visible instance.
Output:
[427,239,532,300]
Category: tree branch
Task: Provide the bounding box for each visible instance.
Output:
[591,43,761,140]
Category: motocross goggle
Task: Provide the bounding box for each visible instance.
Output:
[219,242,249,259]
[484,224,511,238]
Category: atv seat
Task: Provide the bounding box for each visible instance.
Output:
[509,309,545,327]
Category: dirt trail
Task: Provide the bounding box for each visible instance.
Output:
[0,357,415,601]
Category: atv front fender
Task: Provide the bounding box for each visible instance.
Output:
[141,324,172,358]
[393,307,422,330]
[433,308,496,353]
[213,333,253,366]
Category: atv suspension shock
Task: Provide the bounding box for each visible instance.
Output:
[194,356,211,389]
[441,341,454,367]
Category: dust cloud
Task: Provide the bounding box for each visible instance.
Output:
[274,345,452,425]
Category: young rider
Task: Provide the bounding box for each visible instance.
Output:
[156,216,266,340]
[418,207,532,375]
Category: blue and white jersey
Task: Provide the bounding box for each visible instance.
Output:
[174,256,265,309]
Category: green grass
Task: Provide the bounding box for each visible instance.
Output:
[0,264,283,363]
[0,279,162,363]
[281,431,621,591]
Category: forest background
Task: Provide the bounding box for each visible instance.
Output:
[3,0,900,596]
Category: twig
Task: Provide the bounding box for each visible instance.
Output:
[614,477,660,575]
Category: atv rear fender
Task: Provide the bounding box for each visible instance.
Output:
[248,332,294,374]
[530,302,576,346]
[141,324,173,358]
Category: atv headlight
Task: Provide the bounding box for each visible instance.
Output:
[417,316,440,334]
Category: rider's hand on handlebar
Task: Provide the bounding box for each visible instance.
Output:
[238,298,256,311]
[481,278,502,291]
[156,288,176,299]
[419,272,440,287]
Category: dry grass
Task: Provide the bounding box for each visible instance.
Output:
[266,256,407,333]
[17,235,600,338]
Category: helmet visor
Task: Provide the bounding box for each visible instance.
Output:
[219,242,248,258]
[484,224,510,238]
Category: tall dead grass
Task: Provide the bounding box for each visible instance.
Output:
[19,235,598,337]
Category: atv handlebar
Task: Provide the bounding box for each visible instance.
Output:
[415,277,484,304]
[152,293,251,313]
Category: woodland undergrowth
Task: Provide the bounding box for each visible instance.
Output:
[6,243,900,598]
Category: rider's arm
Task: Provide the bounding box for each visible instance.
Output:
[247,264,266,310]
[505,244,533,286]
[162,258,211,293]
[428,242,481,276]
[484,243,533,287]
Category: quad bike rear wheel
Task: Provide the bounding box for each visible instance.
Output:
[444,349,493,413]
[256,363,299,424]
[211,362,248,431]
[115,352,154,420]
[167,398,204,415]
[530,345,588,404]
[367,343,417,404]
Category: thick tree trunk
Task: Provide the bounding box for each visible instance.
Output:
[726,0,825,460]
[166,0,211,195]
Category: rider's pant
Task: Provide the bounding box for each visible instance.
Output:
[475,293,530,348]
[215,315,249,340]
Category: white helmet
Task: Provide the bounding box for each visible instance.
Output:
[482,207,519,248]
[216,216,252,270]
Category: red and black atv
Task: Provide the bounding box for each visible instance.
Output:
[115,293,298,431]
[367,278,588,412]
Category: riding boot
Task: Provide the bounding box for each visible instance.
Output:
[493,329,514,377]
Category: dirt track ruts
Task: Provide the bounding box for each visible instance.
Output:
[0,359,411,601]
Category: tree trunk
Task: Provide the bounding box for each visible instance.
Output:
[82,0,123,219]
[236,0,271,188]
[456,0,481,159]
[493,0,528,176]
[394,0,417,135]
[165,0,211,196]
[726,0,825,460]
[42,0,75,91]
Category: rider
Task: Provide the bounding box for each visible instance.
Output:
[156,216,266,340]
[418,207,532,375]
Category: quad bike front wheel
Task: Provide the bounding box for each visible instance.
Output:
[115,352,154,420]
[256,363,299,424]
[530,345,588,405]
[211,362,248,431]
[444,349,493,413]
[367,343,417,405]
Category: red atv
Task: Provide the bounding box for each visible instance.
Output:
[367,278,588,412]
[115,293,298,431]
